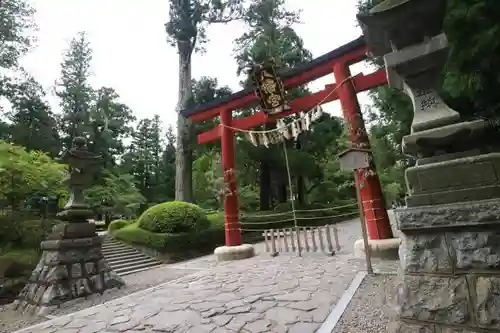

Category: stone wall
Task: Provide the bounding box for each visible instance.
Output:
[394,199,500,332]
[14,236,124,316]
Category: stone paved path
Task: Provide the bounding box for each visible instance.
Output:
[12,218,399,333]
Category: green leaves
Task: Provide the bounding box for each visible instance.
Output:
[234,0,310,78]
[165,0,245,54]
[84,171,146,217]
[0,0,36,70]
[0,141,66,207]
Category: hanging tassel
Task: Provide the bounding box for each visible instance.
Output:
[281,122,291,140]
[297,117,303,132]
[247,132,258,146]
[300,112,308,131]
[282,124,292,140]
[277,119,290,140]
[270,131,281,144]
[315,107,324,120]
[304,111,312,130]
[261,132,270,147]
[310,107,319,121]
[291,121,300,139]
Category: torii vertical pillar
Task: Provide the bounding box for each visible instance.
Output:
[333,62,400,258]
[214,109,255,261]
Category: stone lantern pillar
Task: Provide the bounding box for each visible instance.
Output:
[358,0,500,331]
[14,137,124,316]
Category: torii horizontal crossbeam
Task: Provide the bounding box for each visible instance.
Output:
[197,69,387,144]
[182,37,368,122]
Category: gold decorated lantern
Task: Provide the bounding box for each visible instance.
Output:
[251,59,289,115]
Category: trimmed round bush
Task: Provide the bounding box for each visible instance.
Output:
[108,219,133,233]
[138,201,210,234]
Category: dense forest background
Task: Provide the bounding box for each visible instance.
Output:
[1,0,499,218]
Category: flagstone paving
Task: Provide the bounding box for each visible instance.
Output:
[12,218,399,333]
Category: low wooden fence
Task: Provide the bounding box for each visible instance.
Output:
[262,225,341,257]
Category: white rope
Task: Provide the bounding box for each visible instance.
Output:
[239,212,358,225]
[220,75,354,135]
[239,202,358,219]
[281,140,301,256]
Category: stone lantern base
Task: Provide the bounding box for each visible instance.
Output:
[13,223,124,316]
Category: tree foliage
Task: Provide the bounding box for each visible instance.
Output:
[84,171,146,217]
[0,0,36,70]
[0,141,66,208]
[55,31,94,149]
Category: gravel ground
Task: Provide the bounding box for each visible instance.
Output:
[0,264,199,333]
[332,273,399,333]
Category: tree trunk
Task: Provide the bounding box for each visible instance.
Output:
[175,50,194,202]
[277,173,287,203]
[259,161,271,210]
[297,176,305,206]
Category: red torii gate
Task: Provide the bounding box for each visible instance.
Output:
[181,36,394,247]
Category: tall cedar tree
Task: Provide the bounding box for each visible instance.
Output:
[165,0,246,202]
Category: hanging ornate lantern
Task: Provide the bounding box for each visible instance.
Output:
[251,58,290,115]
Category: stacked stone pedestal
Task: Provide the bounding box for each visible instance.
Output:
[394,198,500,332]
[390,138,500,332]
[13,223,124,316]
[356,0,500,331]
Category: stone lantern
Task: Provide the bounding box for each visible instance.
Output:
[14,137,124,316]
[57,136,101,221]
[358,1,500,332]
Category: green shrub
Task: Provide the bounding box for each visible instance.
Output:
[18,220,47,249]
[138,201,210,234]
[113,221,225,254]
[0,211,38,246]
[0,249,40,278]
[207,212,225,229]
[108,219,133,233]
[0,211,62,249]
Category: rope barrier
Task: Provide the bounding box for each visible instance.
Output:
[223,226,346,233]
[238,203,358,218]
[205,203,358,219]
[239,212,358,225]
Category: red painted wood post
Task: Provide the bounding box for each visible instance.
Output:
[333,62,394,240]
[220,109,243,246]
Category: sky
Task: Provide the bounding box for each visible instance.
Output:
[20,0,374,129]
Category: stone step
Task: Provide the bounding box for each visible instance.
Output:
[105,254,154,266]
[104,251,146,261]
[102,238,126,246]
[113,261,163,276]
[102,237,120,243]
[101,244,132,251]
[99,237,164,276]
[102,242,122,248]
[101,247,138,255]
[109,257,161,270]
[102,251,139,260]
